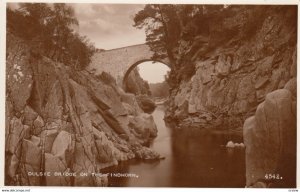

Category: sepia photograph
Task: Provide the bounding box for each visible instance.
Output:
[4,2,297,189]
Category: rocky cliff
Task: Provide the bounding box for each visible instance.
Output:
[125,68,151,96]
[165,6,297,187]
[124,68,156,113]
[5,33,160,186]
[166,6,296,135]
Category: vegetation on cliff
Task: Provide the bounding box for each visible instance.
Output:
[7,3,95,69]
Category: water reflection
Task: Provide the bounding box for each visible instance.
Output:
[103,105,245,187]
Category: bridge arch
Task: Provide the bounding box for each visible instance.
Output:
[87,43,171,86]
[122,59,170,92]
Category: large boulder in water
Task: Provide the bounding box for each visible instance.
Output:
[128,113,158,143]
[243,86,296,187]
[136,95,156,114]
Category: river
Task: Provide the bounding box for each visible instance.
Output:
[103,104,246,187]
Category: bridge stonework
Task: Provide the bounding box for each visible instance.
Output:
[87,44,170,84]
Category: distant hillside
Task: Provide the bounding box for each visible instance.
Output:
[149,81,170,98]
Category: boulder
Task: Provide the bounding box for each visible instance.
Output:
[226,141,245,148]
[284,77,296,98]
[20,139,42,186]
[22,106,38,126]
[32,115,45,135]
[89,81,128,117]
[136,95,156,114]
[42,129,59,153]
[243,89,296,187]
[95,140,114,163]
[128,113,158,141]
[226,141,235,148]
[72,138,97,186]
[51,131,72,165]
[44,153,71,186]
[6,117,30,154]
[134,146,161,160]
[7,154,20,179]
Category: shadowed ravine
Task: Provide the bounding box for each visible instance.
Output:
[5,4,297,188]
[102,104,246,187]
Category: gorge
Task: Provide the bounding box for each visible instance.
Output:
[5,4,297,188]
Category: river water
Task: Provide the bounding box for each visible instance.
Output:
[103,104,246,187]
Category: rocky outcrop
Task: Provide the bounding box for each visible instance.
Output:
[5,34,160,186]
[123,68,156,113]
[243,78,296,187]
[124,68,151,96]
[128,113,158,144]
[166,6,297,137]
[136,95,156,114]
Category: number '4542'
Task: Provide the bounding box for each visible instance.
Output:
[265,173,282,180]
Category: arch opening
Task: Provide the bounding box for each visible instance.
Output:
[122,60,171,99]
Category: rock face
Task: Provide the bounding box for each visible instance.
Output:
[5,34,159,186]
[243,79,296,187]
[165,6,297,137]
[163,6,296,188]
[124,68,151,96]
[136,95,157,114]
[128,113,158,143]
[123,68,156,114]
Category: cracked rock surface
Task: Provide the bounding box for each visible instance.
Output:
[5,34,160,186]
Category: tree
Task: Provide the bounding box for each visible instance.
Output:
[47,4,79,61]
[7,3,95,69]
[133,5,182,65]
[8,3,52,40]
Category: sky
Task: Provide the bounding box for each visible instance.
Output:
[71,3,146,50]
[138,62,170,83]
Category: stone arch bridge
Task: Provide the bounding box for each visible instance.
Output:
[87,44,170,86]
